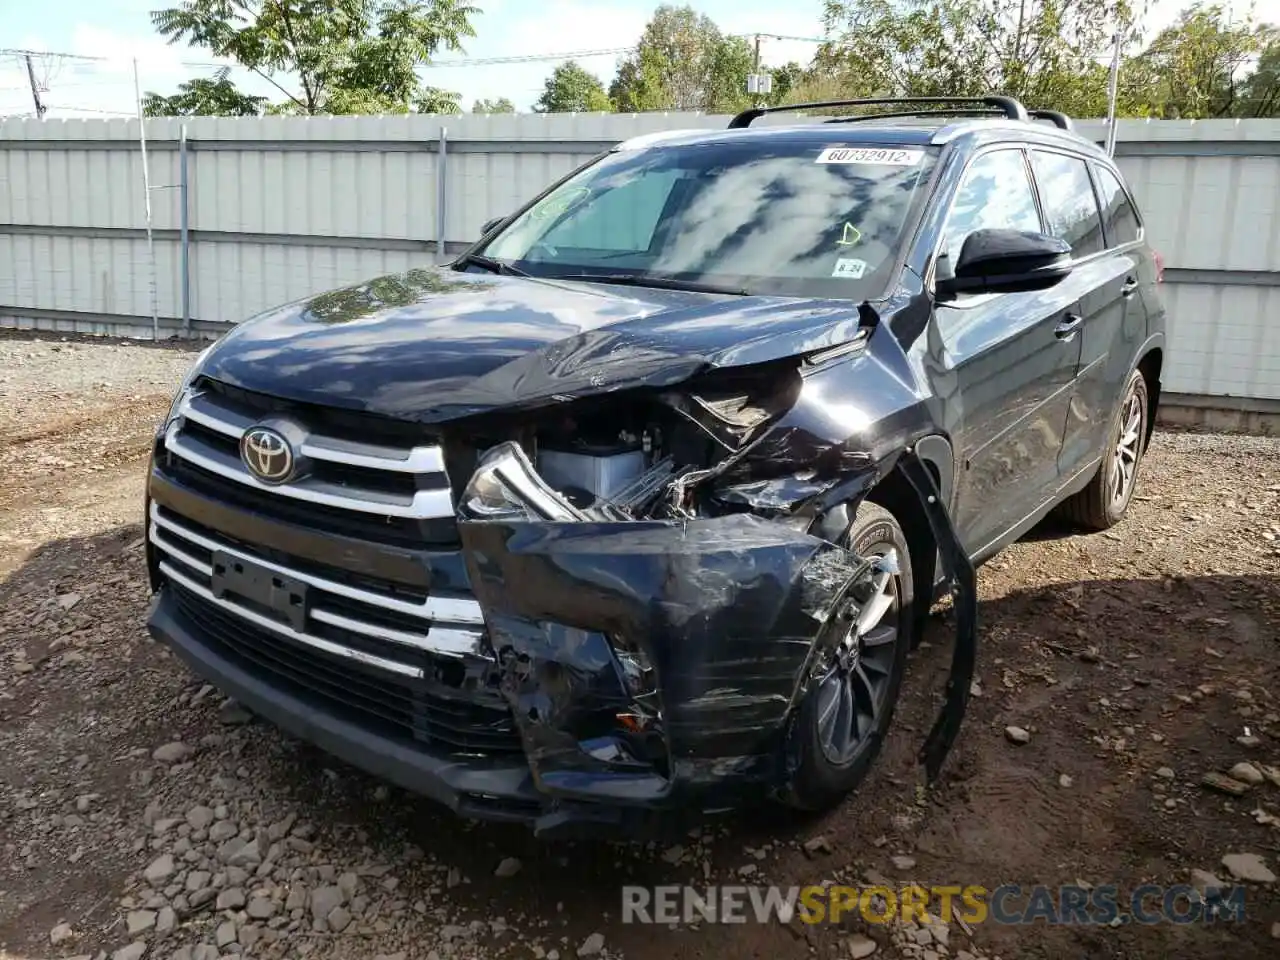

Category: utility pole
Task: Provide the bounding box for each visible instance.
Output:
[746,34,772,106]
[24,55,46,119]
[1104,31,1122,157]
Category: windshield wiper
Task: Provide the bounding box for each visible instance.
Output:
[553,273,749,296]
[454,252,528,277]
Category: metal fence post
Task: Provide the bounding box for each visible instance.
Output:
[179,124,191,338]
[436,126,448,261]
[132,57,159,341]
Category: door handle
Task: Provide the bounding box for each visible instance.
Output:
[1055,313,1084,340]
[1121,277,1139,297]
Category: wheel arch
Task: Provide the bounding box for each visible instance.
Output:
[863,438,953,635]
[1137,346,1163,451]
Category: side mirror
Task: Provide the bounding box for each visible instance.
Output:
[480,216,505,237]
[938,228,1072,297]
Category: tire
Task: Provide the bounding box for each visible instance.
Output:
[784,502,914,812]
[1060,367,1149,531]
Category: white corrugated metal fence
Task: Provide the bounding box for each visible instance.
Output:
[1,113,1277,406]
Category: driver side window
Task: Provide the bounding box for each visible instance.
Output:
[941,149,1042,266]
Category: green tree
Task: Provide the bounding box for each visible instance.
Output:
[765,61,807,105]
[1120,3,1278,117]
[534,61,612,112]
[609,4,753,112]
[472,96,516,113]
[150,0,478,115]
[143,66,268,116]
[1239,39,1280,116]
[816,0,1136,116]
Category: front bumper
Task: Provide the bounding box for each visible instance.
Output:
[149,586,681,837]
[146,440,975,833]
[458,513,870,810]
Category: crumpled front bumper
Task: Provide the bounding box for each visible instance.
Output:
[454,443,978,816]
[459,512,872,811]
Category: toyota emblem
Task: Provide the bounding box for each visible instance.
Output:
[241,426,295,484]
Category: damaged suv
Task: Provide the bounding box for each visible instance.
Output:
[144,96,1165,836]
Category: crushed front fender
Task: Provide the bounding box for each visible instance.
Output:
[455,442,978,817]
[458,512,877,810]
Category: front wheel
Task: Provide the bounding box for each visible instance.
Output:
[784,502,914,812]
[1060,367,1149,531]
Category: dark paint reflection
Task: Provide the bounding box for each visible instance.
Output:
[200,265,873,423]
[302,268,486,324]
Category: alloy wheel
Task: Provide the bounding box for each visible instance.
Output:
[1110,387,1145,512]
[814,549,901,766]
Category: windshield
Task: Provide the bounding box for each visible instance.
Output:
[477,138,938,298]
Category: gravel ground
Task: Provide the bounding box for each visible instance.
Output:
[2,330,1279,960]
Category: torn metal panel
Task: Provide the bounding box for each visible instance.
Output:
[458,506,872,807]
[898,451,978,782]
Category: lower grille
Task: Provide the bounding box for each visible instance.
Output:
[169,584,524,756]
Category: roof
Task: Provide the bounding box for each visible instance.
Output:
[615,116,1105,160]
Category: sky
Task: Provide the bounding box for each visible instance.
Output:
[1,0,1278,119]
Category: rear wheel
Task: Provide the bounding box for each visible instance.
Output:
[784,502,913,811]
[1060,367,1149,531]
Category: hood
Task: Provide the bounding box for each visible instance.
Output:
[201,265,869,423]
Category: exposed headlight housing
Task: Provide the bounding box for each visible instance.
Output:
[460,441,586,522]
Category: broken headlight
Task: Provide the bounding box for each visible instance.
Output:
[455,356,806,527]
[460,441,586,522]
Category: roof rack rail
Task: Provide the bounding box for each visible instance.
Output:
[1027,109,1073,131]
[727,96,1029,129]
[822,107,1007,125]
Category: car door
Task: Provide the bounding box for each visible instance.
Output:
[1055,160,1150,478]
[924,147,1083,557]
[1025,149,1136,484]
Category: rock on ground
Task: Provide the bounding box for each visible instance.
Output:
[1221,853,1277,884]
[1005,726,1032,745]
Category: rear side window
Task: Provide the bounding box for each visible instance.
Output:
[1029,150,1104,257]
[941,149,1042,265]
[1093,165,1141,247]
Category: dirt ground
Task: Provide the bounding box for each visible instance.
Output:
[1,329,1279,960]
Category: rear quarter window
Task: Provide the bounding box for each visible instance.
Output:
[1029,150,1105,257]
[1092,164,1142,247]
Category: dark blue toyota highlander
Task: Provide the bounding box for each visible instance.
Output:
[143,96,1166,836]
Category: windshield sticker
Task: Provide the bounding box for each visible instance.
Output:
[816,147,924,166]
[831,258,868,279]
[529,186,591,221]
[836,223,862,246]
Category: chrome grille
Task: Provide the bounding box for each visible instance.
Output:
[148,502,487,664]
[165,584,522,756]
[164,387,453,520]
[149,378,529,757]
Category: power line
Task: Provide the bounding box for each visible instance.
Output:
[4,44,638,72]
[423,46,635,67]
[734,33,828,43]
[0,47,229,70]
[42,103,138,115]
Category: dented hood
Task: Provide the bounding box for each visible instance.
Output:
[200,266,869,422]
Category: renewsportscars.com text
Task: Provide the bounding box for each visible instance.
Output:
[621,883,1247,926]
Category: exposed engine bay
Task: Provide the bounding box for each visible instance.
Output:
[454,359,805,524]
